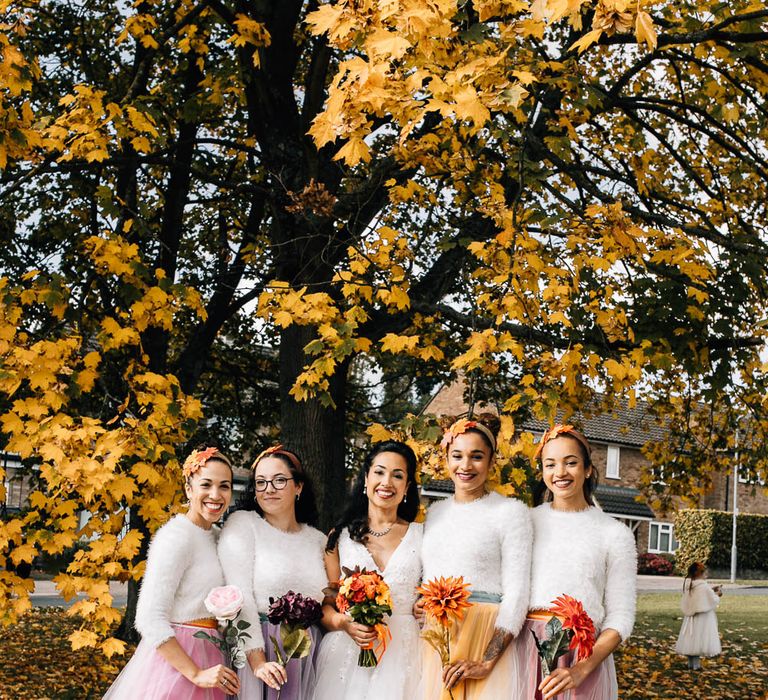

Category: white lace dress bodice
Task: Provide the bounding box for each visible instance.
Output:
[337,524,422,615]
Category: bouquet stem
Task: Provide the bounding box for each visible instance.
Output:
[358,647,377,667]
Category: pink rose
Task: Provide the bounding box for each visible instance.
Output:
[204,585,244,621]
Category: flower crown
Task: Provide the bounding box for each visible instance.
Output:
[534,424,592,459]
[251,444,302,472]
[182,446,223,479]
[440,418,497,451]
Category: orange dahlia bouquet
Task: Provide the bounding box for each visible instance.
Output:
[531,594,596,676]
[417,576,473,698]
[336,566,393,667]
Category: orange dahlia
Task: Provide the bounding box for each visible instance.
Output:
[416,576,472,627]
[550,594,596,660]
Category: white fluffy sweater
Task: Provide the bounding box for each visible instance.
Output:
[680,580,720,616]
[421,491,532,635]
[218,511,327,652]
[134,514,225,649]
[529,504,637,641]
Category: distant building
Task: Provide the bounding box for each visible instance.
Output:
[421,378,768,557]
[1,453,34,517]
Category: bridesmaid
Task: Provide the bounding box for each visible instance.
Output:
[418,417,532,700]
[312,440,422,700]
[516,425,637,699]
[218,445,326,700]
[104,447,240,699]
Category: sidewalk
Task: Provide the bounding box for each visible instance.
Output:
[29,575,766,607]
[637,574,768,594]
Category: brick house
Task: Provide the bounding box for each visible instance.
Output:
[421,379,768,557]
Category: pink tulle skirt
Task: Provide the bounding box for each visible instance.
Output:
[103,623,228,699]
[512,619,617,700]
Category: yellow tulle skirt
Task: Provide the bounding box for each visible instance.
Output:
[419,602,521,700]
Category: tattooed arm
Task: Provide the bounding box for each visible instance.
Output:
[483,628,513,662]
[442,627,513,690]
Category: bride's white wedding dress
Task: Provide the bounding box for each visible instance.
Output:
[312,523,423,700]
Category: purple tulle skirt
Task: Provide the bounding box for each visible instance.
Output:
[238,621,322,700]
[103,623,228,700]
[512,618,618,700]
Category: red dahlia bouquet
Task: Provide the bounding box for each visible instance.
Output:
[531,594,596,676]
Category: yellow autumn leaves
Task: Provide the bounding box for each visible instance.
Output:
[0,236,206,652]
[306,1,658,167]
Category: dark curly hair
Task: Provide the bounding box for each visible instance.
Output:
[236,447,319,527]
[532,430,598,506]
[325,440,419,552]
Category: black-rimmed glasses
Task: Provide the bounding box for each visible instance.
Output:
[254,476,295,492]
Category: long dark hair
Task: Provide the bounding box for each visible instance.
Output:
[325,440,419,552]
[532,432,599,506]
[684,561,705,593]
[237,447,319,527]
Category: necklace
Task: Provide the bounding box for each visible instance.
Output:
[367,522,395,537]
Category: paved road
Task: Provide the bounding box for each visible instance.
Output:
[31,580,128,607]
[28,576,767,607]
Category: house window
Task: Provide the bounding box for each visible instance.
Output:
[648,521,678,553]
[738,468,766,486]
[651,464,676,486]
[606,445,620,479]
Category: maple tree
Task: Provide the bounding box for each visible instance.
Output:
[0,0,767,654]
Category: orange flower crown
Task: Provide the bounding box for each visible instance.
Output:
[251,444,302,472]
[534,424,592,460]
[182,446,226,479]
[440,419,496,452]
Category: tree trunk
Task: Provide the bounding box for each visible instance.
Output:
[116,512,150,644]
[279,325,348,531]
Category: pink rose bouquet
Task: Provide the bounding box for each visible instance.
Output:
[205,585,245,622]
[195,585,252,672]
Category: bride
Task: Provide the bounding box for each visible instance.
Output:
[312,441,422,700]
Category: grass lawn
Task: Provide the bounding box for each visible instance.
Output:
[615,592,768,699]
[0,593,765,698]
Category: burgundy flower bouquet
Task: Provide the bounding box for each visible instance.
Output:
[267,591,323,669]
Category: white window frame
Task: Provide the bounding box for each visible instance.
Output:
[606,445,620,479]
[738,469,766,486]
[648,521,678,554]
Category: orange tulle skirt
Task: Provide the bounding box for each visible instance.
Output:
[419,602,521,700]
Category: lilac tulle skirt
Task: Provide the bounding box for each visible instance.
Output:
[238,621,322,700]
[512,619,617,700]
[103,623,228,699]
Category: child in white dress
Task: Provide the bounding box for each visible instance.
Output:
[674,562,722,669]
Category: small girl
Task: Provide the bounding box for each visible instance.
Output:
[674,562,722,670]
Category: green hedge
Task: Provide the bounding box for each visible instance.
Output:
[674,509,768,575]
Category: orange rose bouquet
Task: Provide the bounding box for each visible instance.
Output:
[336,566,393,667]
[531,594,596,677]
[416,576,472,699]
